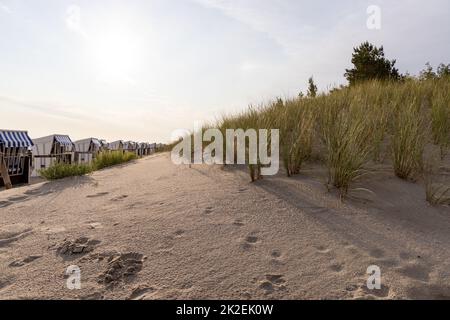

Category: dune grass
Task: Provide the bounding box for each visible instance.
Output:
[431,82,450,159]
[39,163,94,180]
[390,98,426,180]
[424,159,450,206]
[39,151,137,180]
[319,98,376,197]
[280,99,315,177]
[93,151,137,170]
[208,77,450,202]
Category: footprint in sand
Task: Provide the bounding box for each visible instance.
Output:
[0,278,12,290]
[345,284,359,292]
[269,250,285,267]
[0,225,33,248]
[0,201,12,208]
[397,263,431,282]
[329,263,344,273]
[376,258,399,268]
[266,274,286,285]
[204,207,214,214]
[111,195,128,202]
[369,248,385,259]
[259,281,274,293]
[315,245,331,254]
[86,192,109,198]
[271,250,282,259]
[354,283,391,299]
[79,292,104,300]
[246,235,259,244]
[129,285,157,300]
[99,252,145,287]
[174,230,185,237]
[57,237,101,257]
[241,234,260,250]
[399,251,423,261]
[258,274,287,294]
[87,222,103,230]
[405,284,450,300]
[9,255,42,268]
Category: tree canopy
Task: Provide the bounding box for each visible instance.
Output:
[420,62,450,80]
[307,77,318,98]
[344,42,401,85]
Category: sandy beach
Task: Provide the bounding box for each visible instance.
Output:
[1,152,450,300]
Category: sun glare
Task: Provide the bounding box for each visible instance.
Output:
[91,26,143,83]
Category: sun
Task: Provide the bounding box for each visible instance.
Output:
[90,26,143,83]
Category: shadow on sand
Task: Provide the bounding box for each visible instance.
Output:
[0,176,96,209]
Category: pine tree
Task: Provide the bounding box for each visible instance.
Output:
[437,63,450,78]
[419,62,436,80]
[344,42,401,85]
[307,77,318,98]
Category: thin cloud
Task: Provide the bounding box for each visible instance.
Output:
[192,0,313,55]
[0,95,100,123]
[0,2,12,14]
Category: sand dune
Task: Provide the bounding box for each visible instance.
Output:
[0,153,449,300]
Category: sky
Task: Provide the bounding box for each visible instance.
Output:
[0,0,449,143]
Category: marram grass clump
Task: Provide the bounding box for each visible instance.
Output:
[39,151,138,180]
[208,77,450,201]
[39,163,93,180]
[93,151,137,170]
[280,99,315,177]
[431,81,450,159]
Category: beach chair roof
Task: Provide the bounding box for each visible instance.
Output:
[33,134,74,149]
[74,138,101,147]
[124,141,137,149]
[54,135,74,147]
[0,129,34,148]
[92,138,101,147]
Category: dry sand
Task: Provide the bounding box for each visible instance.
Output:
[0,153,450,300]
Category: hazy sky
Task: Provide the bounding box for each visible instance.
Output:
[1,0,449,142]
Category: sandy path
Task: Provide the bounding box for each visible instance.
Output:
[0,153,449,300]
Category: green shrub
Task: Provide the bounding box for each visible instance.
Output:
[39,163,93,180]
[39,151,138,180]
[93,151,137,170]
